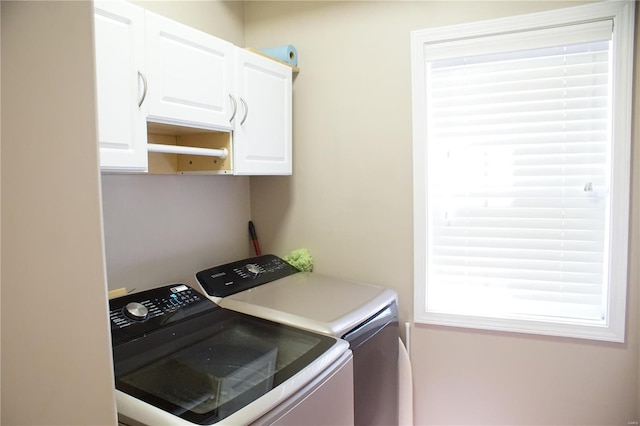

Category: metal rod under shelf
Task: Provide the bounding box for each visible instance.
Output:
[147,143,228,160]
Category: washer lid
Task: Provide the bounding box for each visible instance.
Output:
[218,272,398,337]
[111,284,349,425]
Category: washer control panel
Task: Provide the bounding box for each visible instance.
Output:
[196,254,299,298]
[109,284,212,345]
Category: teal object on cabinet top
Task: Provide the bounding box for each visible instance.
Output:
[260,45,298,67]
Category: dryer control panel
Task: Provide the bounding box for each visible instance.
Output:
[196,254,299,298]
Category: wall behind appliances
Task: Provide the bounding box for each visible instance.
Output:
[132,0,243,41]
[1,1,117,424]
[102,175,251,292]
[101,1,250,293]
[245,1,640,424]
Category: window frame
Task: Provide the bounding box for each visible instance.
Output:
[411,1,635,342]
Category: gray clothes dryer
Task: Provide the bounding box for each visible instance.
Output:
[196,255,400,426]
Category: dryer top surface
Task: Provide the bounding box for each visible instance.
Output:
[218,272,397,337]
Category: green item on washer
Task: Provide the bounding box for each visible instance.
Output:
[284,248,313,272]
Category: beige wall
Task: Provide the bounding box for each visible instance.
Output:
[1,1,116,424]
[0,4,3,422]
[132,0,244,46]
[101,1,252,294]
[102,174,254,292]
[245,1,640,424]
[633,4,640,414]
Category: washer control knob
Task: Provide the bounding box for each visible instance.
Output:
[246,263,261,278]
[123,302,148,321]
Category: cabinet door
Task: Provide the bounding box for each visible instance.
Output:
[145,12,235,132]
[94,0,148,172]
[233,49,293,175]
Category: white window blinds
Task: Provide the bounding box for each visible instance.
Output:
[425,31,613,324]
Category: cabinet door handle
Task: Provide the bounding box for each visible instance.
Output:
[137,71,148,108]
[240,97,249,125]
[229,94,238,123]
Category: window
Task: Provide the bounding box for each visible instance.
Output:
[411,1,634,342]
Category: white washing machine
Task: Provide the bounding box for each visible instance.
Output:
[196,255,400,426]
[109,284,354,426]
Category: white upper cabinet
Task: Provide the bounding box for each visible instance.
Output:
[145,11,235,132]
[233,48,293,175]
[93,0,294,175]
[94,0,148,172]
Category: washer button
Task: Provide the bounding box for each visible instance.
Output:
[123,302,148,321]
